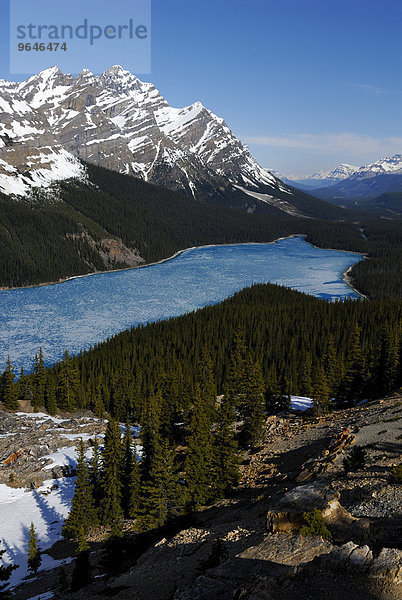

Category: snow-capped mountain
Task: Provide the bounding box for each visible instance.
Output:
[279,163,358,190]
[352,154,402,178]
[0,65,285,200]
[315,163,358,184]
[314,154,402,199]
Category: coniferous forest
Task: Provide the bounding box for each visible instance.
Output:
[1,282,401,542]
[0,163,401,299]
[0,165,401,556]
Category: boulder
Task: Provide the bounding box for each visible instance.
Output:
[266,483,352,533]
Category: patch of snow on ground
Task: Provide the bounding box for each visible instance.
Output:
[15,412,66,425]
[290,396,313,411]
[41,446,79,470]
[0,478,75,587]
[60,432,100,441]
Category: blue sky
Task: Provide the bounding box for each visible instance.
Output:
[1,0,401,175]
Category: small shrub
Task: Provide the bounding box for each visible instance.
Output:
[391,464,402,483]
[343,446,366,473]
[299,508,332,540]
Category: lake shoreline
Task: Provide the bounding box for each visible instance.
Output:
[0,234,365,296]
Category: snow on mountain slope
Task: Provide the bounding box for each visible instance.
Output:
[0,65,284,200]
[279,163,359,190]
[352,154,402,177]
[0,145,86,196]
[313,154,402,199]
[310,163,358,182]
[235,185,308,217]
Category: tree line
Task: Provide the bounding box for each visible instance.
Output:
[0,162,401,298]
[1,283,401,421]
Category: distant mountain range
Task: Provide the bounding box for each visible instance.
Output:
[313,154,402,200]
[275,155,402,200]
[274,164,358,190]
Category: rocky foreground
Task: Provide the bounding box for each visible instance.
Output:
[8,395,402,600]
[0,410,106,489]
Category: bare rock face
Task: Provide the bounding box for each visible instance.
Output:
[314,543,402,599]
[296,427,355,483]
[370,548,402,587]
[66,232,144,269]
[240,532,333,566]
[172,535,401,600]
[266,483,350,533]
[265,482,374,547]
[0,66,283,201]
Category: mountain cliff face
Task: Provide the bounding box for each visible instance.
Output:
[0,65,286,200]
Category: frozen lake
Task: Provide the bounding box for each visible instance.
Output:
[0,236,363,371]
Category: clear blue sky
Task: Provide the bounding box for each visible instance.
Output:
[1,0,401,175]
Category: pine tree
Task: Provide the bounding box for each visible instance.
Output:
[141,391,162,480]
[376,324,400,394]
[224,328,247,405]
[300,352,313,397]
[17,366,32,406]
[45,375,57,416]
[89,437,102,505]
[1,357,18,411]
[240,356,265,448]
[139,438,180,529]
[58,350,80,412]
[185,383,214,508]
[121,423,140,519]
[323,336,339,396]
[160,362,190,443]
[27,522,41,575]
[112,362,135,421]
[92,382,105,418]
[70,527,91,591]
[265,365,288,414]
[0,546,17,599]
[312,365,332,415]
[213,396,239,497]
[197,346,217,420]
[131,366,143,422]
[63,440,98,540]
[32,348,46,411]
[338,324,365,406]
[101,419,123,536]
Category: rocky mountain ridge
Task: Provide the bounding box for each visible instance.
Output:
[0,65,288,201]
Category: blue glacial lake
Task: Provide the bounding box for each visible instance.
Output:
[0,236,363,371]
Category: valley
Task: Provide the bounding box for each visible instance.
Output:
[0,37,400,600]
[0,236,363,371]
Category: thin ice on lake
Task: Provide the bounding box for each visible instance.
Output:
[0,236,363,371]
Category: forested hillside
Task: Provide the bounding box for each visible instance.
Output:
[0,163,401,298]
[6,283,400,421]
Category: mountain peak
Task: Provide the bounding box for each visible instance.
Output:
[0,66,284,200]
[38,66,62,79]
[101,65,133,78]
